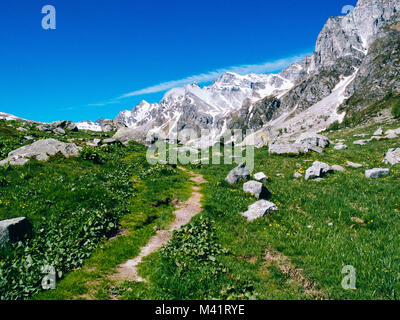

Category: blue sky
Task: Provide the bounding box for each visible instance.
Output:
[0,0,357,122]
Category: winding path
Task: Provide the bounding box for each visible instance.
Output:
[114,168,206,282]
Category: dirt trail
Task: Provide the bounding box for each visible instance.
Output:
[114,168,206,282]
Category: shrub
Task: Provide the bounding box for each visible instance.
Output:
[79,146,106,164]
[392,100,400,118]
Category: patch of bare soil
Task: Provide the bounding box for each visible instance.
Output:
[112,169,206,282]
[264,249,326,299]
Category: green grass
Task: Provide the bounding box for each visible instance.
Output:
[2,118,400,300]
[108,119,400,300]
[0,121,191,300]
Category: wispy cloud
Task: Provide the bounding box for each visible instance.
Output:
[119,53,311,99]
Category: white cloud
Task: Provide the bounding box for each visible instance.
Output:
[119,53,311,99]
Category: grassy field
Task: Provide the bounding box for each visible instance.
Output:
[1,118,400,300]
[107,118,400,300]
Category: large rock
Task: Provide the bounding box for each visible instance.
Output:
[385,128,400,136]
[373,127,383,136]
[225,163,251,185]
[242,200,278,222]
[243,181,269,199]
[0,139,80,166]
[365,168,390,179]
[268,143,308,155]
[385,133,399,140]
[305,161,333,180]
[295,133,330,149]
[0,217,32,247]
[101,120,127,133]
[113,128,148,145]
[383,148,400,165]
[51,120,78,131]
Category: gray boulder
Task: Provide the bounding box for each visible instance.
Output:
[0,138,80,166]
[385,128,400,136]
[268,143,308,155]
[225,163,251,185]
[113,128,148,145]
[373,127,383,136]
[346,161,363,168]
[242,200,278,222]
[305,161,332,180]
[102,138,120,145]
[254,172,268,182]
[53,128,66,136]
[0,217,32,247]
[365,168,390,179]
[330,165,346,172]
[354,139,371,146]
[295,133,330,149]
[385,133,399,140]
[243,181,269,199]
[383,148,400,166]
[333,143,347,150]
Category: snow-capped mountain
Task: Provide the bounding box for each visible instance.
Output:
[116,72,294,141]
[115,0,399,146]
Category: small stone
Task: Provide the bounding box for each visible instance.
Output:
[254,172,268,182]
[333,143,347,150]
[346,161,363,168]
[373,127,383,136]
[294,171,303,179]
[353,139,370,146]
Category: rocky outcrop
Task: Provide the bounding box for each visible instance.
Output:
[0,217,32,247]
[0,139,80,166]
[242,200,278,222]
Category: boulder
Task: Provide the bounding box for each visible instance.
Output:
[385,128,400,136]
[295,133,330,149]
[353,139,371,146]
[254,172,268,182]
[333,143,347,150]
[53,128,66,136]
[17,127,28,132]
[243,181,270,199]
[346,161,363,168]
[51,120,77,131]
[383,148,400,165]
[371,136,386,141]
[101,120,127,133]
[225,163,251,185]
[242,200,278,222]
[373,128,383,136]
[113,128,148,145]
[305,161,332,180]
[365,168,390,179]
[330,165,346,172]
[0,138,80,166]
[385,133,399,139]
[37,124,54,132]
[268,143,308,155]
[0,217,32,247]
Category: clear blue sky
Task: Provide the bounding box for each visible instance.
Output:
[0,0,357,122]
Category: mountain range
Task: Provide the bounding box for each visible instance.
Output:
[110,0,400,147]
